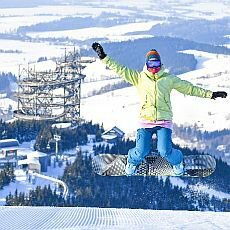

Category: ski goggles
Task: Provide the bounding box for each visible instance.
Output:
[146,60,161,68]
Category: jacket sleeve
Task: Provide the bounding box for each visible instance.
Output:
[102,56,140,86]
[172,76,213,98]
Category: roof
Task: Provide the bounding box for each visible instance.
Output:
[0,158,17,163]
[51,122,71,129]
[18,158,40,166]
[102,126,125,138]
[0,147,19,151]
[0,139,19,148]
[101,134,117,140]
[27,151,47,158]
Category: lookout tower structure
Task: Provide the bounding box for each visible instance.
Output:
[14,48,90,124]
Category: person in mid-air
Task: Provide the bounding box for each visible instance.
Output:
[92,42,227,176]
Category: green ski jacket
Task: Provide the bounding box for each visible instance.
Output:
[102,56,213,121]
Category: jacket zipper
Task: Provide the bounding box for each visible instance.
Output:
[154,77,157,121]
[144,72,158,121]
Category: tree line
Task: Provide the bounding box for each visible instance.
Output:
[2,119,230,210]
[173,124,230,155]
[0,119,104,153]
[0,72,17,95]
[0,164,15,190]
[5,141,230,211]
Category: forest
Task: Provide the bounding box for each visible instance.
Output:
[0,119,104,152]
[1,119,230,211]
[5,149,230,212]
[0,164,15,190]
[0,72,17,94]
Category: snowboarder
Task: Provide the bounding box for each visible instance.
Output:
[92,42,227,176]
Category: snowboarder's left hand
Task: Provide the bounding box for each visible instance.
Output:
[92,42,107,59]
[211,91,227,99]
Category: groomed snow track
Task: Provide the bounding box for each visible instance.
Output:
[0,207,229,230]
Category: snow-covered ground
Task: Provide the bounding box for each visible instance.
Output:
[0,15,62,34]
[0,39,67,74]
[2,140,230,207]
[170,177,230,200]
[0,0,228,166]
[0,206,230,230]
[0,1,228,74]
[27,21,160,41]
[0,140,72,205]
[0,141,108,206]
[0,154,73,206]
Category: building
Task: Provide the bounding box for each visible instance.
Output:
[18,151,48,173]
[101,126,125,143]
[0,139,19,157]
[0,139,19,168]
[18,158,41,173]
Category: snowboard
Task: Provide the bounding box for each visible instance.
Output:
[92,154,216,177]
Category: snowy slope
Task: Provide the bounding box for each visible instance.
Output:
[0,206,230,230]
[0,160,66,206]
[0,154,77,206]
[27,21,160,41]
[0,39,67,74]
[170,177,230,200]
[0,0,227,34]
[0,1,229,74]
[171,50,230,132]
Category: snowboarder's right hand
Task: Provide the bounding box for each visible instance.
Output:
[211,91,227,99]
[92,42,107,59]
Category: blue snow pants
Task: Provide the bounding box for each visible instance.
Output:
[128,127,183,166]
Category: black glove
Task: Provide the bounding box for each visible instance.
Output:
[211,91,227,99]
[92,42,107,59]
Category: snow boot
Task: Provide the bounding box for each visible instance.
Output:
[125,162,137,176]
[173,161,184,176]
